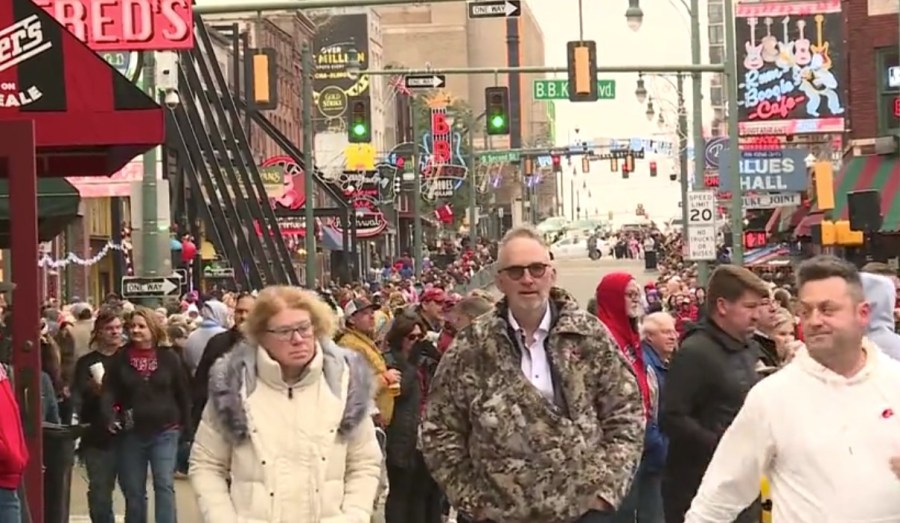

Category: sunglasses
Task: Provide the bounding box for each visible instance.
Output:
[499,263,549,281]
[405,332,423,341]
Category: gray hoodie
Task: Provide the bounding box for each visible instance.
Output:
[860,273,900,361]
[184,300,230,374]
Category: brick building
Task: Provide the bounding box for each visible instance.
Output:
[846,0,899,140]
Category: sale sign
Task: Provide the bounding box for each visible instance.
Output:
[34,0,193,51]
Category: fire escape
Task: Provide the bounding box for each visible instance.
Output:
[166,19,357,288]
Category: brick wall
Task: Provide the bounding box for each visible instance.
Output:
[846,0,898,139]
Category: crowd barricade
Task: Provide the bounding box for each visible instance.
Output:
[454,262,498,295]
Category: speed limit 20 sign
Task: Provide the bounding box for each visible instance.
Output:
[686,190,717,261]
[687,191,716,224]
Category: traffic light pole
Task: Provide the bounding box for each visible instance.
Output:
[302,41,316,287]
[723,0,744,265]
[412,102,423,277]
[363,64,724,76]
[688,0,709,285]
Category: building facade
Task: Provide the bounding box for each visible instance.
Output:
[846,0,899,140]
[378,2,555,220]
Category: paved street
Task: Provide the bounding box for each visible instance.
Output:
[67,257,650,522]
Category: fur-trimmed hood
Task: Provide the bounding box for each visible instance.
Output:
[207,338,373,443]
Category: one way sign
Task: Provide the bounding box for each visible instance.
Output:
[467,0,521,18]
[121,276,182,299]
[404,75,446,89]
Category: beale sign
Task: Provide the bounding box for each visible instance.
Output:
[34,0,193,51]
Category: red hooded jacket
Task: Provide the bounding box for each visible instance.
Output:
[0,365,28,489]
[595,272,652,418]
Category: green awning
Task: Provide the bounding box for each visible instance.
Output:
[0,179,81,248]
[832,155,900,232]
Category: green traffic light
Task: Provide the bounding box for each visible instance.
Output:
[489,114,506,129]
[351,122,367,137]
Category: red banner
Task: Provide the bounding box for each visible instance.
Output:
[34,0,193,51]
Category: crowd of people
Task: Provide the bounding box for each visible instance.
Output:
[1,225,900,523]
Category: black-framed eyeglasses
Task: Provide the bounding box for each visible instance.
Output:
[266,323,314,341]
[499,263,549,281]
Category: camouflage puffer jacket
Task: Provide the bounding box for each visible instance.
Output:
[420,288,645,523]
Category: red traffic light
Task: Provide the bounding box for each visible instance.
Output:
[649,161,658,177]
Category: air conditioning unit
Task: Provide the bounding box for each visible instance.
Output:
[851,137,899,156]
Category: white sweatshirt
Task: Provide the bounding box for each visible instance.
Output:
[685,340,900,523]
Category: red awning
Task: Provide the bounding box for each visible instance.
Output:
[0,0,164,178]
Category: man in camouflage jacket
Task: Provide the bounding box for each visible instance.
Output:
[421,285,645,523]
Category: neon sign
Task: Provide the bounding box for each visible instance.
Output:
[894,97,900,118]
[735,2,845,135]
[744,231,768,249]
[419,108,467,201]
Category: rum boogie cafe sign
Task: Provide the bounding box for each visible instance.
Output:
[717,148,808,192]
[34,0,193,51]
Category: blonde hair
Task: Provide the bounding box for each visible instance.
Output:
[130,306,168,346]
[243,286,336,342]
[772,307,794,330]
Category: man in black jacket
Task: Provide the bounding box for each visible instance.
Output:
[191,292,255,428]
[660,265,770,523]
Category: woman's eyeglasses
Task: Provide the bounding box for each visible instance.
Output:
[405,332,423,342]
[267,323,314,341]
[499,263,549,281]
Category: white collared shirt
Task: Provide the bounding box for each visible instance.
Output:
[508,307,555,401]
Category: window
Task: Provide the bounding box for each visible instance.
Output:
[710,86,723,107]
[876,48,900,135]
[708,25,724,45]
[709,45,724,65]
[708,3,724,23]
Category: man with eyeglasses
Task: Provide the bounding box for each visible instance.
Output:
[421,226,645,523]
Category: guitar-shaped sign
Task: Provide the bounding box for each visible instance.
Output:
[761,17,779,63]
[811,14,831,68]
[795,19,812,66]
[778,17,794,57]
[743,17,764,70]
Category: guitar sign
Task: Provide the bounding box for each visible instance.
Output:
[735,0,845,135]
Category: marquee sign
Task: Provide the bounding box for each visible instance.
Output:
[717,148,808,192]
[35,0,193,51]
[735,0,845,135]
[260,156,306,210]
[331,169,388,238]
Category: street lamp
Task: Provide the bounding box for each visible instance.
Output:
[657,111,666,127]
[346,44,361,80]
[625,0,644,31]
[635,75,648,104]
[645,100,655,121]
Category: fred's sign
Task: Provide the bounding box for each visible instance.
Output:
[717,148,808,192]
[34,0,193,51]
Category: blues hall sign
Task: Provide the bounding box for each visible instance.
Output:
[717,148,808,192]
[735,0,845,135]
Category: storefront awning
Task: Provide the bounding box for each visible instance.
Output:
[0,178,80,248]
[795,155,900,236]
[0,0,164,178]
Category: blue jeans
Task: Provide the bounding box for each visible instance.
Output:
[0,487,20,523]
[117,429,179,523]
[82,446,119,523]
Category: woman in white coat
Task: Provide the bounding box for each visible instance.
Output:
[189,285,383,522]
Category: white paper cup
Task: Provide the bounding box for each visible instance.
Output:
[89,362,105,383]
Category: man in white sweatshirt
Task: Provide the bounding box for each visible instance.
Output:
[685,255,900,523]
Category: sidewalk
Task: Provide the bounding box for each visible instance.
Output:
[69,466,202,522]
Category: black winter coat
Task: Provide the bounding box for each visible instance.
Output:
[384,347,422,469]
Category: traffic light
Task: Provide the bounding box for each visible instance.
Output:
[624,152,635,172]
[649,161,657,177]
[551,154,562,173]
[581,156,590,173]
[610,157,619,172]
[622,162,630,179]
[485,86,510,135]
[348,96,371,143]
[567,40,598,102]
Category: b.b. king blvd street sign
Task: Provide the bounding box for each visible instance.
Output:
[534,79,616,101]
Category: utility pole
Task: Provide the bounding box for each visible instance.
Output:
[468,113,477,245]
[302,42,316,288]
[140,51,161,302]
[506,16,524,226]
[688,0,709,285]
[412,102,423,276]
[677,74,690,245]
[723,0,744,264]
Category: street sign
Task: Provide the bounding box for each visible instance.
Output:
[479,151,521,164]
[467,0,521,18]
[533,79,616,101]
[742,192,802,209]
[404,74,446,89]
[121,276,180,299]
[204,267,236,279]
[686,190,717,261]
